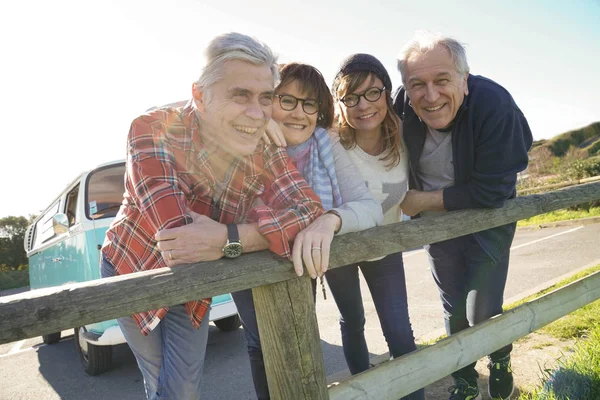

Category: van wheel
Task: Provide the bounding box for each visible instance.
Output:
[74,327,112,376]
[214,315,242,332]
[42,332,61,345]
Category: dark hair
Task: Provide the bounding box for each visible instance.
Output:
[276,63,334,129]
[334,71,402,170]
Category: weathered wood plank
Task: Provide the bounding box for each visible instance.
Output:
[253,277,328,399]
[328,271,600,400]
[1,182,599,344]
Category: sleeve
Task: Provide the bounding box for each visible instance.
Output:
[247,146,324,258]
[126,113,192,233]
[392,86,406,118]
[443,106,533,210]
[329,134,383,235]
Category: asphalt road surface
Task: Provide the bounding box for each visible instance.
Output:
[2,223,600,400]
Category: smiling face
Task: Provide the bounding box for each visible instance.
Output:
[272,80,318,146]
[404,45,469,130]
[193,59,274,158]
[339,74,387,136]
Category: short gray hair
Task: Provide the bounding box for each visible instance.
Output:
[195,32,279,101]
[397,31,469,85]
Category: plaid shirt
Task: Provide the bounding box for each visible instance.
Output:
[102,100,323,335]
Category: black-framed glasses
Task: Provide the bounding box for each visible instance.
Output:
[275,94,319,115]
[340,87,386,108]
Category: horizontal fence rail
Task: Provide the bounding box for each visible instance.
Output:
[1,181,600,345]
[328,271,600,399]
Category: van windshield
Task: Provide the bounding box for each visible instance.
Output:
[86,163,126,220]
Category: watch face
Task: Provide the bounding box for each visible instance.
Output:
[223,242,243,258]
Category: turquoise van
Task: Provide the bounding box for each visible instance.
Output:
[24,160,241,375]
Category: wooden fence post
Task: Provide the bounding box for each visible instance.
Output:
[252,276,328,400]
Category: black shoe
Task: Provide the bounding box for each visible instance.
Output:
[488,355,514,399]
[448,377,481,400]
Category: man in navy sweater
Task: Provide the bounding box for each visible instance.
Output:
[394,31,533,400]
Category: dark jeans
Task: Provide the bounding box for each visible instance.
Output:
[326,252,423,400]
[426,234,513,382]
[233,252,423,400]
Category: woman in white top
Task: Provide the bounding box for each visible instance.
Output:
[330,53,423,400]
[232,62,383,400]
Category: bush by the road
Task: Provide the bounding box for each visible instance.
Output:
[0,266,29,291]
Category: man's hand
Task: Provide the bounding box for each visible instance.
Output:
[155,211,227,267]
[262,119,287,147]
[400,189,445,217]
[292,213,341,279]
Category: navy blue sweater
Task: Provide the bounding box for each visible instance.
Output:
[393,75,533,262]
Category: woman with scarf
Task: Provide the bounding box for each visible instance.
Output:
[328,53,423,400]
[232,62,383,400]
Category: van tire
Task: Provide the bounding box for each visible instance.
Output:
[74,327,113,376]
[42,332,61,345]
[214,314,242,332]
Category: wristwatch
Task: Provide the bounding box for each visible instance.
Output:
[222,224,243,259]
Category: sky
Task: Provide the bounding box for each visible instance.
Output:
[1,0,599,218]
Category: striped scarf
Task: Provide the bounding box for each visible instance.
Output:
[286,127,342,211]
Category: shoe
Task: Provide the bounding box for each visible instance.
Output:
[488,355,514,399]
[448,377,481,400]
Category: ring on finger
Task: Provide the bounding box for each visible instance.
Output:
[311,246,321,251]
[168,250,174,261]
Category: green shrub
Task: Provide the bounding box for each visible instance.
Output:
[549,139,571,157]
[561,158,600,180]
[0,269,29,290]
[587,140,600,156]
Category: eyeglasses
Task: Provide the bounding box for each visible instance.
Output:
[340,87,386,108]
[275,94,319,115]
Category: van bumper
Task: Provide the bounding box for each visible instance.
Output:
[210,300,238,321]
[81,325,126,346]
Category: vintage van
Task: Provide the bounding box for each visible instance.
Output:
[24,160,241,375]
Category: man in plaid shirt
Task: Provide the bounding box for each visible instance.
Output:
[101,32,323,400]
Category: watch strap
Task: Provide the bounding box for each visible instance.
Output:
[227,224,240,243]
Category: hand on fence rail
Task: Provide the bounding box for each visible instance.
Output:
[292,212,341,279]
[155,211,227,266]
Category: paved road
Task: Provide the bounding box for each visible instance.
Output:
[2,223,600,400]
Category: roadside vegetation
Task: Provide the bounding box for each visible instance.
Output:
[517,206,600,227]
[511,265,600,399]
[0,216,31,291]
[0,266,29,291]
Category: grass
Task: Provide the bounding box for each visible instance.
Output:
[517,206,600,227]
[0,269,29,291]
[518,325,600,400]
[513,265,600,399]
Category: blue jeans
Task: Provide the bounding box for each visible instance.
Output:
[326,252,424,400]
[101,256,210,400]
[426,234,512,382]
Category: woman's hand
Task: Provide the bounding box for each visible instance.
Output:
[292,212,341,279]
[155,211,227,267]
[262,119,287,147]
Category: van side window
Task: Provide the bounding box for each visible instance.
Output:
[86,164,126,220]
[33,201,61,247]
[65,185,80,226]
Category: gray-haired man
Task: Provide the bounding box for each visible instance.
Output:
[101,32,323,399]
[394,31,533,400]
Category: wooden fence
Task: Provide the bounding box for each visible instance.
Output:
[2,181,600,399]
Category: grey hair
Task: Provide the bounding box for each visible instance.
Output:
[194,32,279,102]
[397,31,469,85]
